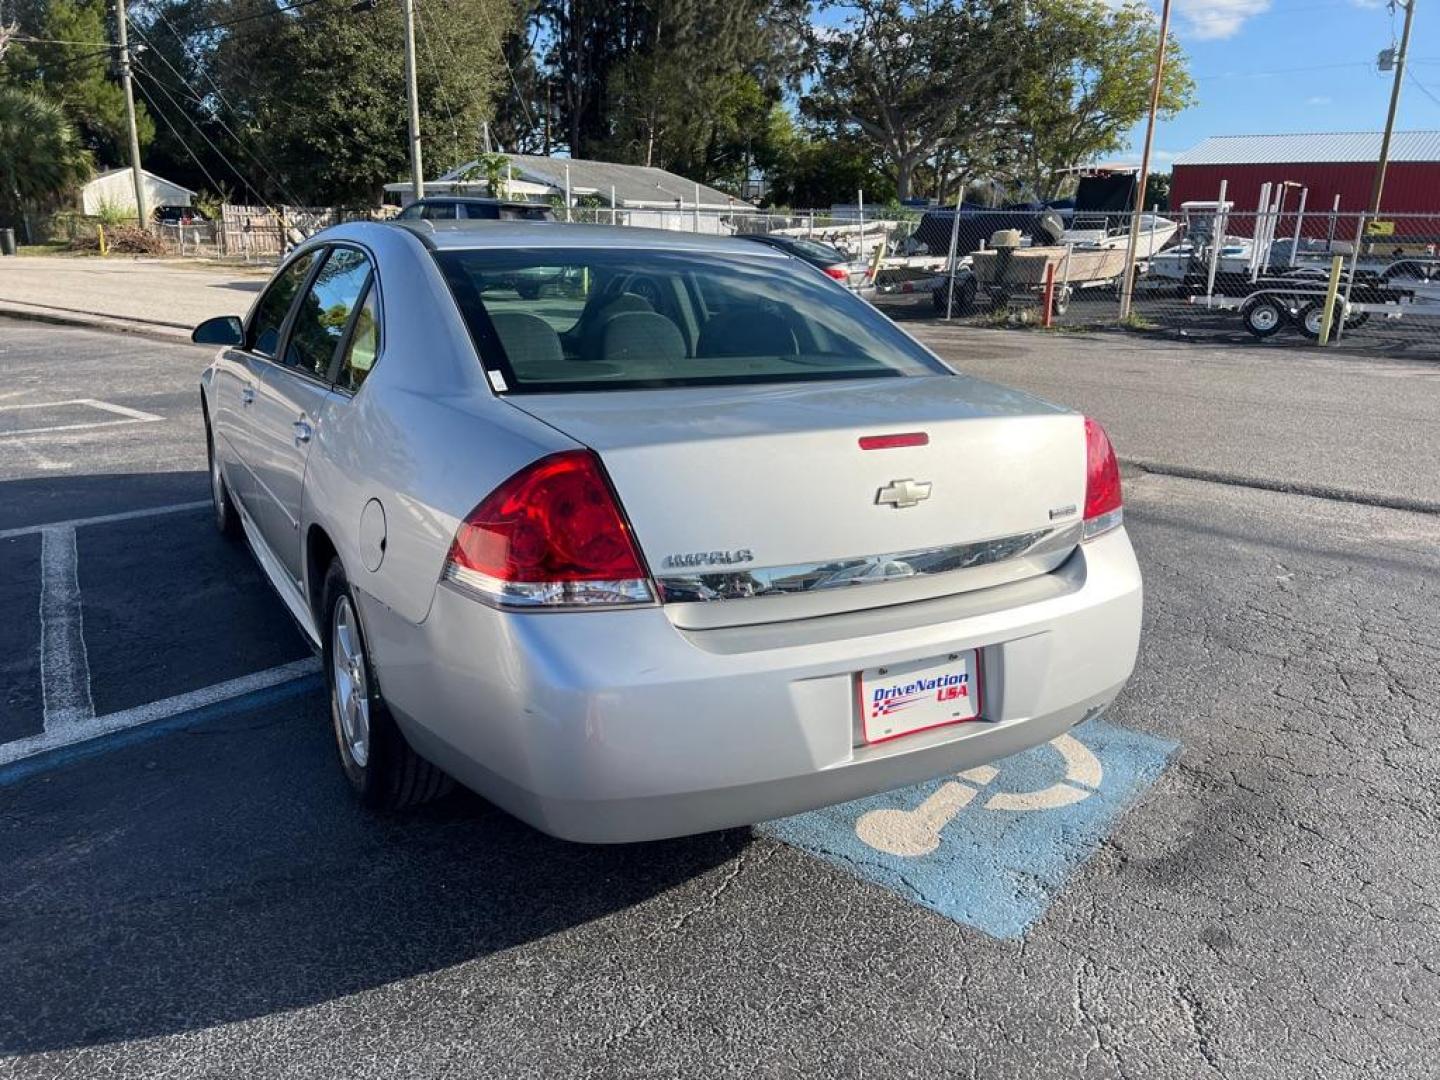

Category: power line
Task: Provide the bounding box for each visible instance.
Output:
[159,0,333,39]
[128,14,308,207]
[132,61,267,205]
[1407,70,1440,109]
[129,68,226,196]
[412,0,462,163]
[11,35,117,46]
[4,45,112,79]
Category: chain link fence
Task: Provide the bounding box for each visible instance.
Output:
[863,206,1440,358]
[104,196,1437,357]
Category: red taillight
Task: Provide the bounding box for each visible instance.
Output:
[1082,417,1123,539]
[824,266,849,281]
[443,450,654,608]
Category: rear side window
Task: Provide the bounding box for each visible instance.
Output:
[498,205,552,221]
[336,284,380,393]
[434,248,948,393]
[460,203,498,220]
[248,251,319,356]
[283,248,372,379]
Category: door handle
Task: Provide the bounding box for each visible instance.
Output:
[240,386,256,405]
[292,418,312,445]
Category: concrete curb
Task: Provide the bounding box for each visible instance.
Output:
[1125,457,1440,516]
[0,303,194,345]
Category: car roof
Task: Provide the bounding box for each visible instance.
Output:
[407,196,549,207]
[381,219,793,257]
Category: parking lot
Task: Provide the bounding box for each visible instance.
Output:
[2,319,1438,1078]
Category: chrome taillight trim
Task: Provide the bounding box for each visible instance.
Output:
[1082,507,1124,541]
[653,522,1083,603]
[442,562,656,610]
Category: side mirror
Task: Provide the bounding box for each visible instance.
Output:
[192,315,244,346]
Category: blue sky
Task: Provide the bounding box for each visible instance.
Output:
[811,2,1439,164]
[1138,0,1440,162]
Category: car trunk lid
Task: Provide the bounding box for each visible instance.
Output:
[505,375,1086,628]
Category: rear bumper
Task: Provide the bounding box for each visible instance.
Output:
[365,527,1143,843]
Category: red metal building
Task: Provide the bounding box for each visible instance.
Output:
[1170,132,1440,240]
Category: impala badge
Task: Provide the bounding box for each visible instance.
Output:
[876,478,933,509]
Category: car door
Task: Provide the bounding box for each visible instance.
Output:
[248,245,373,583]
[219,248,322,520]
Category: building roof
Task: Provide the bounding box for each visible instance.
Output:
[430,154,740,209]
[1173,131,1440,167]
[83,167,197,195]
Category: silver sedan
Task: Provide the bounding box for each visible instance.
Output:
[194,220,1142,842]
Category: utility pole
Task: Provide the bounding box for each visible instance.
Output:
[114,0,149,228]
[402,0,424,199]
[1118,0,1173,321]
[1370,0,1416,215]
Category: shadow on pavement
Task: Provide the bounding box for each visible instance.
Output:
[0,471,210,532]
[0,696,748,1055]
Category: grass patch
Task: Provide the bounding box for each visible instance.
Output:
[16,243,70,257]
[1118,312,1161,331]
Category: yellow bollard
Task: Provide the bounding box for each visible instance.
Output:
[97,224,108,257]
[1316,255,1343,346]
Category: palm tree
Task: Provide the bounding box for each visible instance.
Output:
[0,86,94,243]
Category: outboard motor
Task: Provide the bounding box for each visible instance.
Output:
[1035,210,1066,246]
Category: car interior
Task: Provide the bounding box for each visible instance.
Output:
[433,250,936,391]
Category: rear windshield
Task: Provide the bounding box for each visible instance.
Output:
[433,248,948,392]
[782,237,848,263]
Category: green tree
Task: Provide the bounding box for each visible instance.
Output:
[130,0,514,206]
[1010,0,1194,201]
[0,84,94,237]
[760,108,895,208]
[2,0,154,167]
[540,0,804,178]
[805,0,1022,201]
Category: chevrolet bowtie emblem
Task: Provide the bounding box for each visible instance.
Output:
[875,478,933,509]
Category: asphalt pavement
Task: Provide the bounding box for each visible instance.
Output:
[907,319,1440,510]
[1,320,1437,1078]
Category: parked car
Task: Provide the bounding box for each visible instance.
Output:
[737,232,868,287]
[192,220,1141,842]
[154,205,206,226]
[396,197,555,223]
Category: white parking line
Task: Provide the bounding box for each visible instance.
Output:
[0,500,210,541]
[39,526,94,730]
[0,398,164,440]
[0,658,322,768]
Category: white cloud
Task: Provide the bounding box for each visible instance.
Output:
[1306,95,1333,106]
[1174,0,1271,40]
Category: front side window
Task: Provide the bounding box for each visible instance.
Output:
[248,251,319,356]
[336,284,380,393]
[420,202,458,221]
[284,247,372,379]
[435,248,949,393]
[460,203,499,220]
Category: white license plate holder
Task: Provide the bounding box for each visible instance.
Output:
[858,650,982,744]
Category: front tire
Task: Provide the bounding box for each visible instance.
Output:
[322,558,451,809]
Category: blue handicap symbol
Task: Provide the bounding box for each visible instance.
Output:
[757,717,1178,939]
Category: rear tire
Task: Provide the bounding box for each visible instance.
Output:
[1296,298,1368,340]
[1241,297,1286,338]
[322,558,452,809]
[206,419,243,540]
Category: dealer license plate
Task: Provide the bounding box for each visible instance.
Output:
[859,650,982,744]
